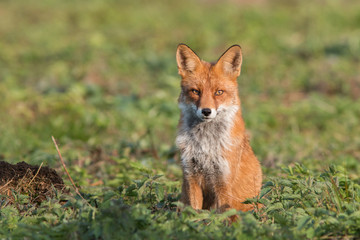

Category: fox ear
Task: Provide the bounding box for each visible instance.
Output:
[215,45,242,77]
[176,44,201,77]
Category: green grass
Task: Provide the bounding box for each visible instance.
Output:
[0,0,360,239]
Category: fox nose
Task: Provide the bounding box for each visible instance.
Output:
[201,108,212,117]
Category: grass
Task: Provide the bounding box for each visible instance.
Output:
[0,0,359,239]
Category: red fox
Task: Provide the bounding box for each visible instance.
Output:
[175,44,262,214]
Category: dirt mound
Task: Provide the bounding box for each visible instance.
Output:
[0,161,66,205]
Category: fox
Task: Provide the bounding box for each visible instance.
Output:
[175,44,262,215]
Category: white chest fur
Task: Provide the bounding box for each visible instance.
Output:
[176,104,239,179]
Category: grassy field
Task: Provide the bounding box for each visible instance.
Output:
[0,0,360,239]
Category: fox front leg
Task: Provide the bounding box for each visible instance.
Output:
[181,176,203,210]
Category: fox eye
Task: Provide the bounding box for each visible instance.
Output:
[215,90,224,96]
[191,89,200,95]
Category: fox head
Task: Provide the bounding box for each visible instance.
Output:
[176,44,242,122]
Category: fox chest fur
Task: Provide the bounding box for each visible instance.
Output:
[176,104,239,180]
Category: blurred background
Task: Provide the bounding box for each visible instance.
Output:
[0,0,359,186]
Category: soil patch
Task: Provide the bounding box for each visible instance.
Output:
[0,161,66,205]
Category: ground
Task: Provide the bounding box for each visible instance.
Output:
[0,161,65,205]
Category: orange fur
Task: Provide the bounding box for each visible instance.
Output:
[176,44,262,215]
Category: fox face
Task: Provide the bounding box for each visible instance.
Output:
[176,44,242,123]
